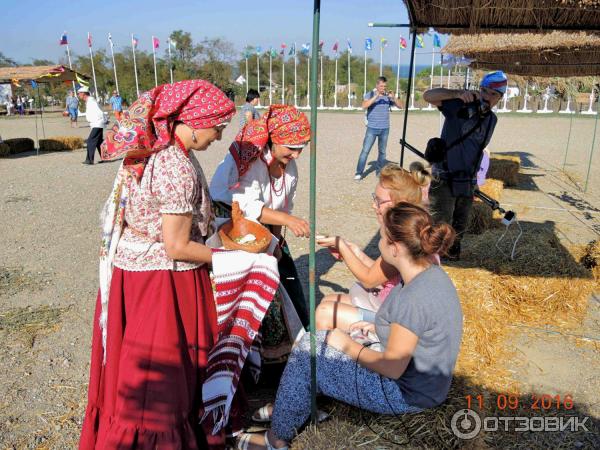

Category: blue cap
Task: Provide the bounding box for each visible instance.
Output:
[481,71,508,95]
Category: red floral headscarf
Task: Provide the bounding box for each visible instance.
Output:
[229,104,311,178]
[101,79,236,180]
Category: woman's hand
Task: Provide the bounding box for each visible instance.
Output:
[326,328,352,353]
[286,215,310,238]
[349,321,376,336]
[316,236,343,260]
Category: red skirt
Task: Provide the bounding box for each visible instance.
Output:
[79,267,230,450]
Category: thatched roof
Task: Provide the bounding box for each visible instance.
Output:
[0,65,89,83]
[404,1,600,34]
[442,32,600,77]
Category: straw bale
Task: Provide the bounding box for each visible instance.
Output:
[488,155,520,186]
[407,1,600,36]
[0,142,9,157]
[578,239,600,282]
[468,179,504,234]
[39,136,85,152]
[4,138,34,154]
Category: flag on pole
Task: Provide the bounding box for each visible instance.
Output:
[30,80,38,89]
[288,43,295,56]
[59,32,68,45]
[416,34,424,48]
[280,43,287,55]
[87,32,92,48]
[243,47,252,58]
[380,37,388,48]
[301,43,310,55]
[332,41,339,54]
[256,46,262,55]
[433,33,441,48]
[270,47,278,58]
[132,35,139,48]
[347,38,353,53]
[400,36,408,49]
[319,40,324,51]
[152,37,160,49]
[365,38,372,51]
[108,33,114,48]
[170,39,177,50]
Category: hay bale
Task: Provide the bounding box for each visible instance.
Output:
[488,154,520,186]
[468,179,504,234]
[4,138,35,154]
[579,240,600,282]
[39,136,85,152]
[0,142,10,157]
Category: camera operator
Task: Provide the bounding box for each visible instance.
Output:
[423,71,507,260]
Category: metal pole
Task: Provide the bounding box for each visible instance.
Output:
[282,52,285,104]
[319,53,324,108]
[308,0,321,425]
[152,37,158,88]
[131,35,140,97]
[334,56,338,108]
[168,40,174,84]
[269,50,273,105]
[379,43,383,76]
[306,57,310,108]
[584,94,599,192]
[257,53,261,107]
[88,42,99,100]
[400,28,417,167]
[562,106,575,170]
[35,86,40,156]
[347,49,351,108]
[294,44,298,107]
[395,39,401,98]
[109,36,120,93]
[363,50,367,97]
[245,57,249,93]
[66,43,76,94]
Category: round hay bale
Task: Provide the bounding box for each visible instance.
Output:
[39,136,85,152]
[4,138,35,154]
[488,155,520,186]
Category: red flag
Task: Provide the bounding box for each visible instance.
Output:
[332,41,339,53]
[152,37,160,49]
[59,32,68,45]
[87,32,92,48]
[400,37,408,49]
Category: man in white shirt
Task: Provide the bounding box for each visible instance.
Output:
[77,86,105,165]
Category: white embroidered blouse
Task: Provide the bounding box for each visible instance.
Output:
[113,145,213,271]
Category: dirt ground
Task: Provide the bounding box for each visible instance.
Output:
[1,110,599,449]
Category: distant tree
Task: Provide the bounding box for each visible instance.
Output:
[0,52,17,67]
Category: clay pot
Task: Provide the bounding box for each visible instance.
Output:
[218,202,271,253]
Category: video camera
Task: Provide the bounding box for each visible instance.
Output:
[457,98,491,120]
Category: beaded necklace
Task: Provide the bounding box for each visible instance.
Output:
[173,134,190,158]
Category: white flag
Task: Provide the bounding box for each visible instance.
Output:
[108,33,114,48]
[235,75,246,85]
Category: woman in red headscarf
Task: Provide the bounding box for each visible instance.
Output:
[209,105,311,360]
[79,80,236,450]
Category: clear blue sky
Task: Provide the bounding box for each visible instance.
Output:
[2,0,448,67]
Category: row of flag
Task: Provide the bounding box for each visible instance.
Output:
[242,34,442,59]
[59,32,175,50]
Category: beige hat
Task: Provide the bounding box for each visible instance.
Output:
[77,86,90,94]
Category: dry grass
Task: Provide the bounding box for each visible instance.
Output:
[39,136,85,152]
[293,228,599,449]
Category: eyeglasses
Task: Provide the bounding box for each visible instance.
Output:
[372,193,392,208]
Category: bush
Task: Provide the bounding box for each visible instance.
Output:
[39,136,85,152]
[4,138,35,154]
[0,142,10,157]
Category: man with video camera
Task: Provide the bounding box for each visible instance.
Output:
[423,71,507,260]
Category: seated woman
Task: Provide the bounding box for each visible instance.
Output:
[238,202,463,450]
[209,105,312,353]
[315,162,435,331]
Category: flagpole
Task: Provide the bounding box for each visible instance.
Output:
[395,39,401,98]
[423,49,436,110]
[65,42,76,93]
[168,40,174,84]
[363,49,367,97]
[347,48,351,108]
[131,34,140,98]
[379,43,383,76]
[281,50,286,104]
[294,43,298,107]
[334,54,339,109]
[409,41,417,110]
[245,57,249,93]
[447,67,451,88]
[88,35,99,99]
[109,34,120,93]
[319,52,324,108]
[257,51,261,107]
[269,50,273,105]
[152,36,158,87]
[306,56,310,108]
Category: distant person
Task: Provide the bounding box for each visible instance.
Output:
[109,90,123,121]
[355,76,403,181]
[65,90,79,128]
[16,96,24,116]
[5,99,13,116]
[77,86,105,165]
[239,89,260,129]
[423,71,506,260]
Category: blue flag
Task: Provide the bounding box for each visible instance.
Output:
[301,43,310,55]
[365,38,373,51]
[433,33,441,48]
[30,80,38,89]
[347,38,352,54]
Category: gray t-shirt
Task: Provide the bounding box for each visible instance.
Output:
[375,265,463,408]
[240,102,260,129]
[364,90,394,129]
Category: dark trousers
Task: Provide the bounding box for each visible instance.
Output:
[429,178,473,244]
[86,127,104,162]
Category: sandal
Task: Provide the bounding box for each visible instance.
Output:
[236,431,288,450]
[251,403,330,424]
